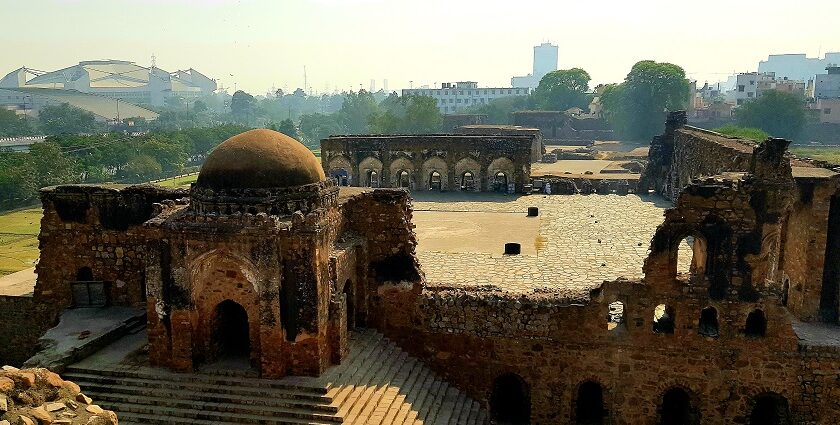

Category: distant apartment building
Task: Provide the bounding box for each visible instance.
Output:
[402,82,530,114]
[815,66,840,99]
[758,52,840,82]
[816,98,840,124]
[0,60,217,107]
[511,43,559,89]
[727,72,774,105]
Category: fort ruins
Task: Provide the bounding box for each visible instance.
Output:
[1,112,839,424]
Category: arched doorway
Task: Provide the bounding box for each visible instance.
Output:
[429,171,442,191]
[494,172,509,193]
[461,171,475,191]
[490,373,530,424]
[330,169,349,186]
[575,381,605,424]
[653,304,676,334]
[210,300,250,362]
[398,170,411,189]
[749,393,790,425]
[659,388,698,425]
[368,170,379,188]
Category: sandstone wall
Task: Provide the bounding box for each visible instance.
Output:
[0,296,39,367]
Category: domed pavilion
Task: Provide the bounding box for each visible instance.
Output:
[144,129,362,378]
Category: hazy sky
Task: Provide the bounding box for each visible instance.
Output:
[4,0,840,94]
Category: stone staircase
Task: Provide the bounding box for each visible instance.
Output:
[63,328,488,424]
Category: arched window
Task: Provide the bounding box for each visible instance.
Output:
[429,171,442,191]
[698,306,719,338]
[461,171,475,191]
[607,301,625,332]
[575,381,605,424]
[745,309,767,337]
[398,170,410,189]
[653,304,675,334]
[494,172,509,193]
[749,393,790,425]
[75,267,94,281]
[676,235,707,279]
[490,373,530,424]
[659,388,698,425]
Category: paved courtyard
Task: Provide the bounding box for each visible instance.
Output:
[411,192,674,299]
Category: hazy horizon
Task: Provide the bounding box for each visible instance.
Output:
[4,0,840,95]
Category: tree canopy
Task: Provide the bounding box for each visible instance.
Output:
[601,60,690,140]
[0,109,36,137]
[369,94,442,134]
[735,90,806,139]
[38,103,99,135]
[532,68,592,111]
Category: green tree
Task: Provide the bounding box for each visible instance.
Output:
[38,103,99,135]
[28,141,79,187]
[0,109,36,137]
[230,90,256,124]
[532,68,592,111]
[465,96,533,124]
[735,90,806,139]
[273,119,300,139]
[193,100,208,113]
[299,113,344,149]
[369,95,441,134]
[123,154,163,182]
[336,90,378,134]
[601,61,690,140]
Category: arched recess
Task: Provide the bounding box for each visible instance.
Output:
[607,301,626,332]
[389,157,415,189]
[358,156,383,188]
[653,304,676,334]
[454,157,481,191]
[189,250,262,367]
[490,373,530,424]
[487,157,515,192]
[327,155,353,186]
[658,387,700,425]
[575,380,606,424]
[745,309,767,337]
[210,299,250,361]
[422,157,448,191]
[748,392,791,425]
[698,306,720,338]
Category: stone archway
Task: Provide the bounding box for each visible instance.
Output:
[210,300,250,362]
[748,392,791,425]
[389,157,415,189]
[488,157,515,192]
[328,155,353,186]
[490,373,530,424]
[422,157,448,191]
[359,156,383,187]
[455,157,481,191]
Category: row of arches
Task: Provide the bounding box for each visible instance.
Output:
[327,155,515,192]
[607,301,768,338]
[489,374,791,424]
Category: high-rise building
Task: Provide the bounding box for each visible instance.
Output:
[511,42,559,89]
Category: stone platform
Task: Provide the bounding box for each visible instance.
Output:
[412,192,672,298]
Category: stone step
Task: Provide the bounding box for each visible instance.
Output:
[100,401,342,425]
[118,410,333,425]
[76,382,337,412]
[63,371,330,402]
[65,365,327,394]
[343,350,410,424]
[86,392,339,421]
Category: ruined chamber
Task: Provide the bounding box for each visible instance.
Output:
[144,129,348,378]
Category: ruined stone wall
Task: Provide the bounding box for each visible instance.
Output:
[34,184,185,336]
[321,135,533,193]
[0,296,39,366]
[370,280,835,424]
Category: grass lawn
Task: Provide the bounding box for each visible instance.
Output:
[790,147,840,164]
[155,173,199,188]
[0,207,41,276]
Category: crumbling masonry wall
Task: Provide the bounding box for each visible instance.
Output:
[0,296,38,366]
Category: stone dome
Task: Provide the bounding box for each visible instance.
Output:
[195,129,325,190]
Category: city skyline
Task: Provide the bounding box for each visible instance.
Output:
[2,0,840,94]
